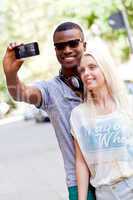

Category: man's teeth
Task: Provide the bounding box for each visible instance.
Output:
[64,57,74,60]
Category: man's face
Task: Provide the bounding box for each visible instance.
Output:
[53,28,86,69]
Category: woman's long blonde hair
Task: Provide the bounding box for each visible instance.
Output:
[81,46,133,124]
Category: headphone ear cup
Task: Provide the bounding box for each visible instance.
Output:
[69,76,80,89]
[59,70,83,92]
[69,76,83,91]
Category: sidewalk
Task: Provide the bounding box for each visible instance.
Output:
[0,119,68,200]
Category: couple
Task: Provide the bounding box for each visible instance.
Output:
[3,21,133,200]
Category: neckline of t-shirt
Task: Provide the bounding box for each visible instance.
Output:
[81,102,118,120]
[96,110,118,120]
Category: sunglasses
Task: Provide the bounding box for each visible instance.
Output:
[54,39,82,50]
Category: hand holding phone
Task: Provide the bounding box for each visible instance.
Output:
[14,42,40,59]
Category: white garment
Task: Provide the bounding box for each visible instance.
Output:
[96,176,133,200]
[70,102,133,188]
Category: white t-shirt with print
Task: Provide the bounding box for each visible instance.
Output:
[70,101,133,188]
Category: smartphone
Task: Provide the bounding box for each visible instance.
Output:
[14,42,40,59]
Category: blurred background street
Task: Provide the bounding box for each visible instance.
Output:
[0,0,133,199]
[0,120,67,200]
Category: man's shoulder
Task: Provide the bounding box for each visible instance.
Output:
[33,76,61,88]
[47,76,60,82]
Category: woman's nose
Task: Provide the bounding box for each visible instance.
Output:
[84,68,90,76]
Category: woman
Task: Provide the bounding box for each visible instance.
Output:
[70,49,133,200]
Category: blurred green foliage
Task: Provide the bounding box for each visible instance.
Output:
[0,0,133,106]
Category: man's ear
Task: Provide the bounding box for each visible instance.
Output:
[83,42,87,51]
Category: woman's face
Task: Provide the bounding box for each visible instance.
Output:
[78,55,106,91]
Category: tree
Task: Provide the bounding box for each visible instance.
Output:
[0,0,133,104]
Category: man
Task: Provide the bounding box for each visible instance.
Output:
[3,22,95,200]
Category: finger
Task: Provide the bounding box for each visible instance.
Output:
[8,42,16,50]
[8,42,23,50]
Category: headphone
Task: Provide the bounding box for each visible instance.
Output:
[59,70,83,92]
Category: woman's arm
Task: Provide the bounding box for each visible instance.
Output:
[74,138,90,200]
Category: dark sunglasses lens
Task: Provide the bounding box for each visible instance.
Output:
[55,43,66,50]
[55,39,81,50]
[69,40,80,48]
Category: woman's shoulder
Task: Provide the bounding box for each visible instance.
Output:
[71,102,89,117]
[70,103,88,129]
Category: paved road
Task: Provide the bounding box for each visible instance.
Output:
[0,120,68,200]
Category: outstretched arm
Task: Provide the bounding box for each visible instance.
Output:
[3,43,42,106]
[74,138,90,200]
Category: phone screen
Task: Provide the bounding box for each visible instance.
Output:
[14,42,40,59]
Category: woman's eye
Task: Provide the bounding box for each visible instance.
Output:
[79,68,85,74]
[90,66,94,70]
[89,65,97,70]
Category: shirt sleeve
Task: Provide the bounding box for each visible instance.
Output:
[31,80,51,111]
[70,107,79,140]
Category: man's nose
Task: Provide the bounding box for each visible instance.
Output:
[63,45,73,54]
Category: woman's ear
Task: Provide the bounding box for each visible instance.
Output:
[83,42,87,51]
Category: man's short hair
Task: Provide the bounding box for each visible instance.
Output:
[53,21,84,40]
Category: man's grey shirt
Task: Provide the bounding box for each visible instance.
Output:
[33,76,82,187]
